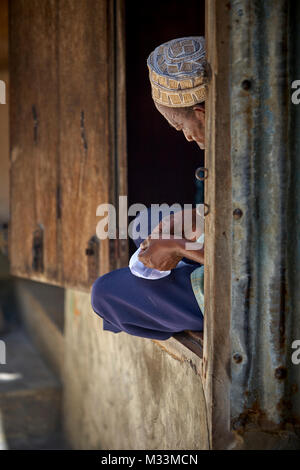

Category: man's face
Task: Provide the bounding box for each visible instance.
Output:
[155,102,205,150]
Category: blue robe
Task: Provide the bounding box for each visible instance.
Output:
[91,208,203,340]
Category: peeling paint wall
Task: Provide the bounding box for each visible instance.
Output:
[63,289,209,450]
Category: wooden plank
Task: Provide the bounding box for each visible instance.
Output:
[173,331,203,359]
[0,0,8,69]
[9,0,128,290]
[58,0,112,290]
[204,0,233,449]
[107,0,128,272]
[114,0,128,269]
[9,0,61,284]
[58,0,127,289]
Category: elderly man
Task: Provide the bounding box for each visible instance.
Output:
[91,37,206,340]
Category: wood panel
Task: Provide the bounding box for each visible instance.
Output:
[204,0,233,449]
[58,0,111,289]
[9,0,128,290]
[0,0,8,69]
[9,0,60,284]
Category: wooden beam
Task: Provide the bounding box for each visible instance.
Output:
[204,0,233,449]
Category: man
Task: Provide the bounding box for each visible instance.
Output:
[91,37,207,340]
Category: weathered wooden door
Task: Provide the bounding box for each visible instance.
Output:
[9,0,127,291]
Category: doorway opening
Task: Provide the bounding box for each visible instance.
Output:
[125,0,205,256]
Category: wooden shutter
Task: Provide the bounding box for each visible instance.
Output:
[9,0,127,291]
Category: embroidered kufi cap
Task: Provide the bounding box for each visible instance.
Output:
[147,36,208,108]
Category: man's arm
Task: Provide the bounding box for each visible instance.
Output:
[179,239,204,264]
[151,207,204,242]
[138,236,204,271]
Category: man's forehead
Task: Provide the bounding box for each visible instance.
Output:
[157,104,181,125]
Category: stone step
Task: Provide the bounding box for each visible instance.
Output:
[0,329,61,449]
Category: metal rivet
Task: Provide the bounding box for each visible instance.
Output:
[196,203,210,217]
[195,167,208,181]
[204,203,210,216]
[241,79,251,90]
[275,366,287,380]
[233,208,243,220]
[233,353,243,364]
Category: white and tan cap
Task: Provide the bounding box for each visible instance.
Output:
[147,36,208,108]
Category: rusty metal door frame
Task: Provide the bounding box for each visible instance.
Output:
[230,0,300,449]
[204,0,300,450]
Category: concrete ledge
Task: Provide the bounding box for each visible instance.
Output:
[152,335,203,376]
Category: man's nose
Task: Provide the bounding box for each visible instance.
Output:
[183,130,193,142]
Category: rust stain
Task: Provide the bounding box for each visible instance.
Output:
[233,397,300,437]
[73,298,81,317]
[291,384,298,395]
[232,400,279,434]
[274,366,287,381]
[152,340,202,376]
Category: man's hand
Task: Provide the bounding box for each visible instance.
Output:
[138,236,185,271]
[151,207,204,241]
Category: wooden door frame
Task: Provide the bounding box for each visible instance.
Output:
[203,0,233,449]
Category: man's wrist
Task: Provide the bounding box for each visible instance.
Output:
[174,238,204,264]
[172,238,188,257]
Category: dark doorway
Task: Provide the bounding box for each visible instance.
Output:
[125,1,205,254]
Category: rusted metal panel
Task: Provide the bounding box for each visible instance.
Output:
[230,0,300,445]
